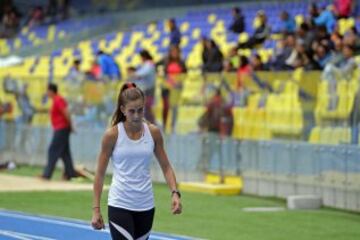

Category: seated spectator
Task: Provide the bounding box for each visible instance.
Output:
[313,25,332,50]
[270,34,296,70]
[296,22,316,52]
[0,5,20,38]
[65,59,85,85]
[223,46,239,72]
[169,18,181,47]
[96,51,121,81]
[279,11,296,34]
[343,27,360,54]
[87,60,102,81]
[157,45,187,132]
[250,54,266,71]
[228,7,245,34]
[313,43,332,70]
[202,38,224,73]
[237,10,271,49]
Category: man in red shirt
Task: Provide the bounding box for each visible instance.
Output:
[41,83,77,180]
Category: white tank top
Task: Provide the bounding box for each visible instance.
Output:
[108,122,155,211]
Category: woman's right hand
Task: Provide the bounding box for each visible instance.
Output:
[91,209,105,230]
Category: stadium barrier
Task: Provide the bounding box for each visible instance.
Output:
[0,122,359,212]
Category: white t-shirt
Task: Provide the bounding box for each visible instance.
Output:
[108,122,155,211]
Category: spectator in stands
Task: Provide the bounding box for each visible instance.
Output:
[0,4,20,38]
[96,51,121,81]
[128,49,156,124]
[169,18,181,47]
[296,22,316,52]
[202,38,224,73]
[343,27,360,53]
[87,60,102,81]
[314,4,337,34]
[271,34,296,70]
[279,11,296,34]
[223,46,239,72]
[47,0,58,23]
[15,83,35,124]
[308,2,320,24]
[198,86,234,136]
[228,7,245,34]
[236,55,251,90]
[40,83,79,180]
[313,25,332,51]
[250,54,266,71]
[157,45,187,132]
[333,0,353,18]
[26,6,44,28]
[323,44,356,90]
[237,10,271,49]
[65,59,85,85]
[313,43,332,70]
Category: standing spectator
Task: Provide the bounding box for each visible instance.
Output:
[228,7,245,34]
[308,2,320,24]
[236,55,251,90]
[169,18,181,47]
[199,86,234,136]
[279,11,296,34]
[96,51,121,81]
[314,4,337,34]
[237,10,271,49]
[202,38,224,73]
[334,0,353,18]
[40,83,78,180]
[128,50,156,124]
[157,45,187,132]
[26,6,44,28]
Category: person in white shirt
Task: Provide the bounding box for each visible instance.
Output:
[91,82,182,240]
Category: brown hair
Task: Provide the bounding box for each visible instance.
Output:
[111,82,145,126]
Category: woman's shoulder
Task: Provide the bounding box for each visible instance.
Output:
[145,122,162,140]
[103,125,119,144]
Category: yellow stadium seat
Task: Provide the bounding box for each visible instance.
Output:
[295,14,304,26]
[309,127,320,143]
[192,28,201,40]
[180,22,190,33]
[208,14,217,24]
[175,106,206,135]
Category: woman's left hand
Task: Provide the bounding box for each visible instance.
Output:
[171,195,182,214]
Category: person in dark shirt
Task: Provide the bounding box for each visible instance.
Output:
[228,7,245,34]
[169,18,181,47]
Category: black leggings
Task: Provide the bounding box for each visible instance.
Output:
[108,206,155,240]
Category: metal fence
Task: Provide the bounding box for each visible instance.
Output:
[1,122,359,212]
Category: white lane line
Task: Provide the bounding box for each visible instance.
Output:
[0,230,32,240]
[0,230,56,240]
[0,212,109,232]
